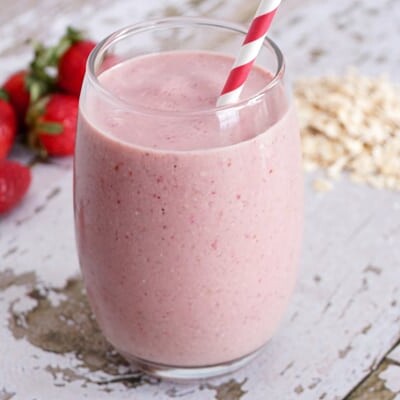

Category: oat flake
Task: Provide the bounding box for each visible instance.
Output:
[295,71,400,191]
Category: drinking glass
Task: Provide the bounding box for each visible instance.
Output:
[74,17,303,380]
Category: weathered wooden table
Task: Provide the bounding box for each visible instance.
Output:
[1,0,399,399]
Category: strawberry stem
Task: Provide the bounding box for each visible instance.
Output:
[36,122,64,135]
[56,27,84,58]
[27,26,86,103]
[26,96,48,128]
[0,88,10,101]
[26,43,58,105]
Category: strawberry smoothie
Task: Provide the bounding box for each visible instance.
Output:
[75,50,302,369]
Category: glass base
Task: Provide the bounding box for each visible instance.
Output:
[118,347,263,381]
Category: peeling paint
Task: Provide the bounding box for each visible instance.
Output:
[0,269,36,292]
[362,324,372,335]
[7,277,156,388]
[380,365,400,393]
[388,344,400,365]
[45,365,85,386]
[8,278,126,373]
[46,187,61,201]
[308,377,321,390]
[280,361,294,376]
[15,184,64,226]
[339,345,353,359]
[346,360,398,400]
[309,47,326,63]
[294,385,304,394]
[95,371,160,388]
[364,265,383,276]
[2,247,18,259]
[5,275,258,399]
[3,271,254,399]
[207,379,247,400]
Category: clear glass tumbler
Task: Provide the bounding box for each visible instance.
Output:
[74,17,303,380]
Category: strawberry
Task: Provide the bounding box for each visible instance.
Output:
[3,71,30,122]
[58,40,96,96]
[0,160,31,214]
[1,27,93,124]
[55,27,96,96]
[1,27,92,157]
[0,90,17,159]
[28,93,78,156]
[3,64,55,126]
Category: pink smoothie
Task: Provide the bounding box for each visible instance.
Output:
[74,51,303,367]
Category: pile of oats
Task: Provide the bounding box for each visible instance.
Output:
[295,71,400,191]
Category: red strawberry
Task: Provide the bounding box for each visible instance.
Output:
[0,90,17,159]
[0,160,31,214]
[29,93,79,156]
[58,38,96,96]
[3,71,30,122]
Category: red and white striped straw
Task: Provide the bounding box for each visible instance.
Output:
[217,0,282,106]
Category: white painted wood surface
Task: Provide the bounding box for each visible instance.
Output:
[1,0,400,399]
[388,343,400,365]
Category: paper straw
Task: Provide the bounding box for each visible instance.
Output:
[217,0,282,106]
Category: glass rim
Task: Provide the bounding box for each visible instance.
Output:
[86,16,286,117]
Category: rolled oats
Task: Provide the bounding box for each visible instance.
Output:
[295,71,400,191]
